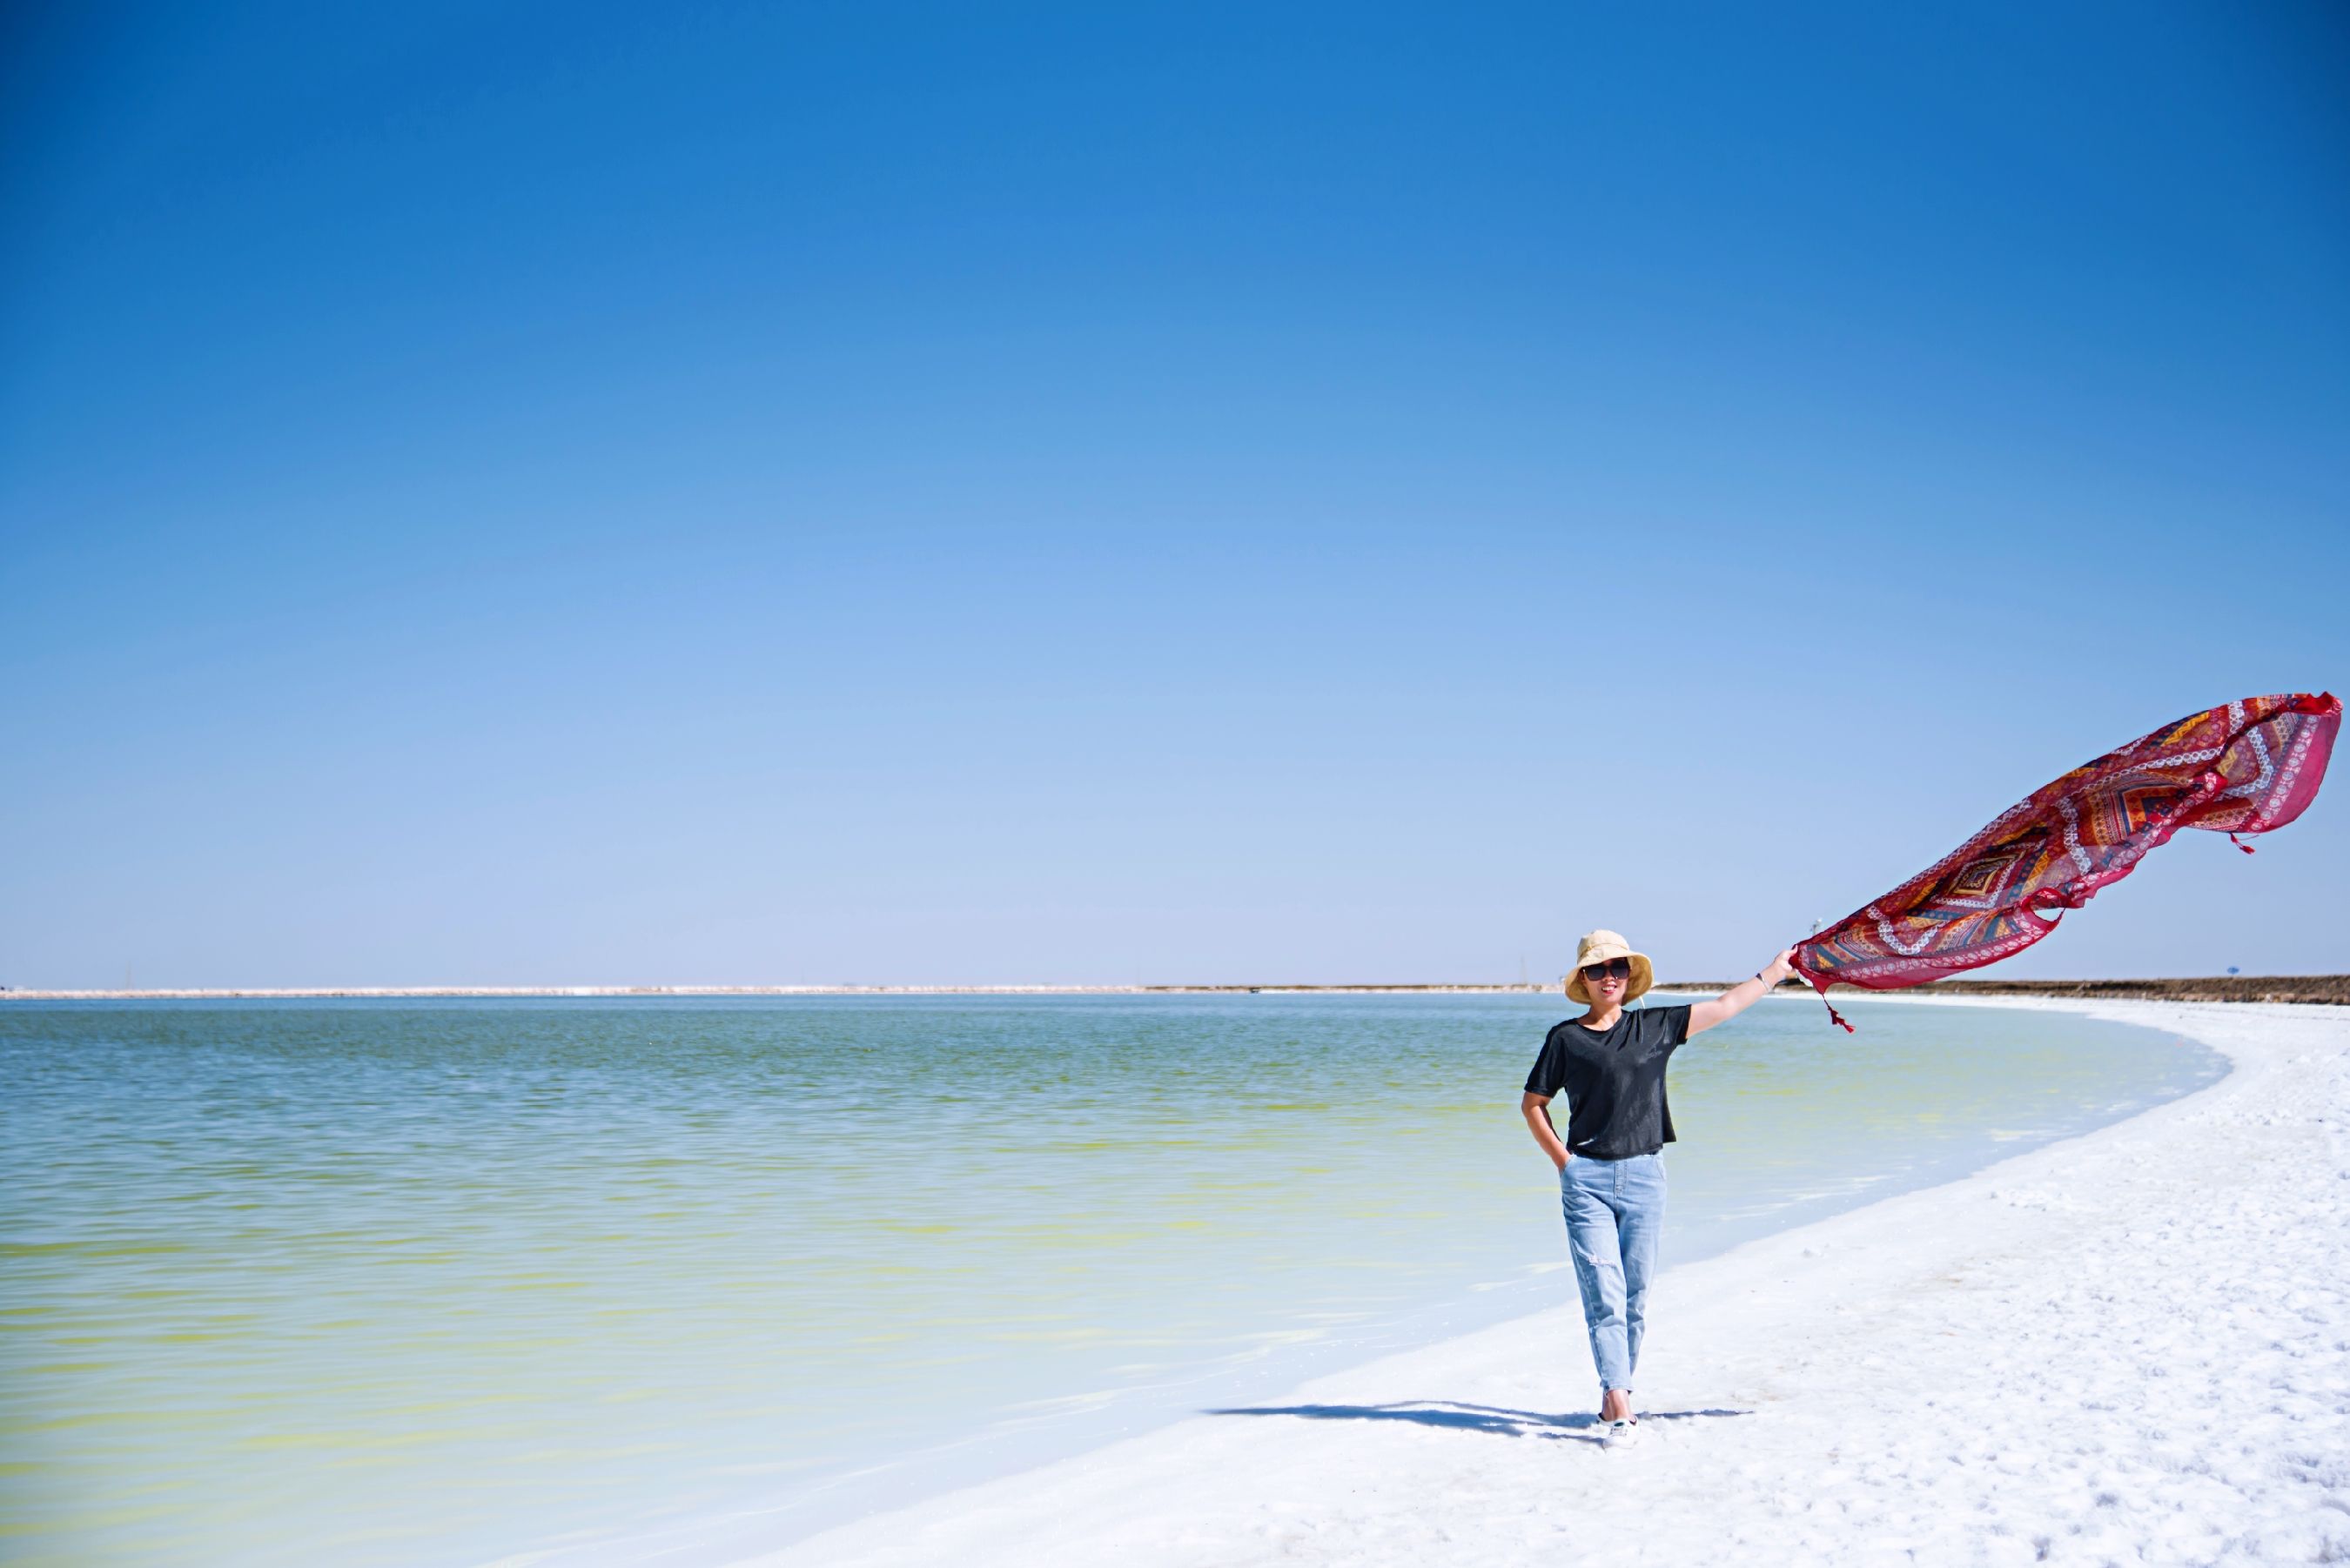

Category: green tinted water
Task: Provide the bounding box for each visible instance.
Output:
[0,995,2219,1565]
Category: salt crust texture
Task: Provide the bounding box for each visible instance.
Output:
[745,1001,2348,1567]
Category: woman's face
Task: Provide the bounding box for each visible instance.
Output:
[1581,956,1631,1004]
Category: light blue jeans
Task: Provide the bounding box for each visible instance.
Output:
[1559,1151,1666,1397]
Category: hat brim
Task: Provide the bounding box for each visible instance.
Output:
[1566,953,1654,1005]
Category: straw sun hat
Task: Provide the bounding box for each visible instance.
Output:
[1565,929,1654,1005]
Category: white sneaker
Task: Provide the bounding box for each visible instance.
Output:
[1601,1417,1640,1448]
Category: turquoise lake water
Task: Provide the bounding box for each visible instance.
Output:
[0,994,2222,1565]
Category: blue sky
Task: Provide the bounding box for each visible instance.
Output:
[3,1,2346,988]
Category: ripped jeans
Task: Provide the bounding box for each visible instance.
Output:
[1559,1150,1665,1397]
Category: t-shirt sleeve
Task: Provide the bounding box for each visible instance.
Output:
[1522,1033,1562,1096]
[1655,1005,1694,1052]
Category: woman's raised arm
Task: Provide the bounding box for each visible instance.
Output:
[1687,947,1797,1037]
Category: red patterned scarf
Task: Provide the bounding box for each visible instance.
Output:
[1791,693,2341,1030]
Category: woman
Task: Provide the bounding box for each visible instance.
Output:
[1520,928,1796,1445]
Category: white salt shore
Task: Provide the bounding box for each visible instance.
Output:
[737,999,2348,1567]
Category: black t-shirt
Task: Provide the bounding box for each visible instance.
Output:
[1521,1005,1693,1160]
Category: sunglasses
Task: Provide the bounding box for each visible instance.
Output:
[1579,957,1633,982]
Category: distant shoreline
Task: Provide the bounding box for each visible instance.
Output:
[3,975,2343,1003]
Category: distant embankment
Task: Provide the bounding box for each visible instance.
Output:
[3,977,2345,1002]
[1654,975,2350,1006]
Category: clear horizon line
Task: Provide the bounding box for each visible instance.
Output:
[3,975,2342,1002]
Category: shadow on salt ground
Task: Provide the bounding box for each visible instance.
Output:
[1206,1402,1752,1445]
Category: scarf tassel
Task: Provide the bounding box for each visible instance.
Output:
[1796,962,1857,1032]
